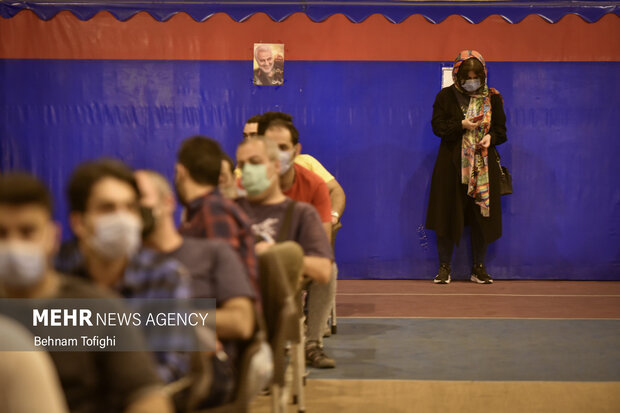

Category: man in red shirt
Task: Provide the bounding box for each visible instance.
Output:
[259,118,333,243]
[254,117,337,366]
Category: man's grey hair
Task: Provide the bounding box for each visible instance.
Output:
[239,136,279,162]
[254,44,273,62]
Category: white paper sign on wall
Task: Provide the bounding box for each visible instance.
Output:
[441,66,453,89]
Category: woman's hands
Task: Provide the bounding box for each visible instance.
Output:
[462,117,481,131]
[478,134,491,148]
[462,117,491,148]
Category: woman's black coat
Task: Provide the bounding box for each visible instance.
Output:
[426,85,508,244]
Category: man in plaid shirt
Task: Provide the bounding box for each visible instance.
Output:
[175,136,259,304]
[55,159,194,384]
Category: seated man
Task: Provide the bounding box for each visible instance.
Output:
[254,111,346,228]
[235,137,336,368]
[55,159,192,384]
[175,136,258,300]
[0,172,172,413]
[295,153,346,228]
[259,117,333,242]
[259,114,341,337]
[136,169,257,407]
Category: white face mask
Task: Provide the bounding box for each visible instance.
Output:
[278,149,294,176]
[0,242,46,289]
[90,212,142,260]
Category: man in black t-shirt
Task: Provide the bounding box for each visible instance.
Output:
[235,137,336,369]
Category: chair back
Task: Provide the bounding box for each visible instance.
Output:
[257,241,304,386]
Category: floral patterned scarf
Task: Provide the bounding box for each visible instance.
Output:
[452,50,499,218]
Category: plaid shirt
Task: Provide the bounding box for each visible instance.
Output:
[179,188,259,305]
[55,240,193,383]
[56,240,191,299]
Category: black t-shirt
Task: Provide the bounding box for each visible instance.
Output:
[50,275,161,413]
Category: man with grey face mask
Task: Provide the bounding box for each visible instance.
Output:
[55,159,194,384]
[0,172,173,413]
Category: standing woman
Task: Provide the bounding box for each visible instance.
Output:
[426,50,507,284]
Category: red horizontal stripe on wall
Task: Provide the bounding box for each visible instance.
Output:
[1,11,618,61]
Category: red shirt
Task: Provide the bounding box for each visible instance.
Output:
[283,163,332,223]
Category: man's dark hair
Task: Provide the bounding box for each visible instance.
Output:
[245,114,263,125]
[457,57,486,87]
[0,173,53,215]
[177,136,223,186]
[257,111,294,136]
[67,159,139,213]
[261,118,300,146]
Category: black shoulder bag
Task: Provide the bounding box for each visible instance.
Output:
[494,147,513,196]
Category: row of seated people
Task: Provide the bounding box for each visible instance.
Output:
[0,111,346,412]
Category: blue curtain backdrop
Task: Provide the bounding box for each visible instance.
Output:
[1,59,619,280]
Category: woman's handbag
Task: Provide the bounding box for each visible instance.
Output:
[494,148,513,195]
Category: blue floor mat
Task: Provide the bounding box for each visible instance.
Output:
[311,318,620,381]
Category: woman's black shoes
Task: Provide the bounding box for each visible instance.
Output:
[434,264,493,284]
[471,264,493,284]
[434,263,452,284]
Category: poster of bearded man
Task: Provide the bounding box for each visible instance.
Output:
[253,43,284,86]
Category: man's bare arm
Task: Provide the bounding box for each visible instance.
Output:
[303,256,331,283]
[215,297,255,340]
[326,179,346,221]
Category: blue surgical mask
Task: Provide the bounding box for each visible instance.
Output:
[278,150,294,176]
[241,163,272,197]
[462,79,481,93]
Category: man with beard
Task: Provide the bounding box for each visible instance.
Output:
[253,45,283,86]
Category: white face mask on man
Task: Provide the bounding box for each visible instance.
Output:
[89,211,142,260]
[278,149,294,176]
[0,242,46,289]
